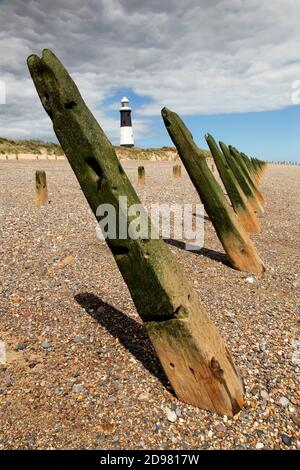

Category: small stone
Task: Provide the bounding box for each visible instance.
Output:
[256,442,264,450]
[166,409,177,423]
[72,383,84,394]
[153,423,161,433]
[291,413,300,427]
[259,341,266,352]
[3,375,12,387]
[261,390,269,401]
[74,336,82,344]
[15,342,27,351]
[279,397,289,407]
[175,406,182,417]
[108,396,117,403]
[26,435,36,448]
[291,355,300,366]
[0,341,6,365]
[42,340,51,350]
[138,392,150,401]
[59,255,74,267]
[245,276,255,284]
[215,424,226,434]
[54,423,61,432]
[112,436,119,443]
[281,434,292,446]
[22,310,32,318]
[96,434,106,442]
[207,430,213,438]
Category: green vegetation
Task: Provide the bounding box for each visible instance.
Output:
[0,137,211,160]
[0,137,64,155]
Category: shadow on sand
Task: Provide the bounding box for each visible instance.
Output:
[165,238,231,268]
[74,292,171,390]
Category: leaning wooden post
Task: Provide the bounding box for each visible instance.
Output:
[240,153,259,184]
[138,166,145,186]
[242,153,267,188]
[28,49,244,416]
[229,147,264,204]
[161,107,264,273]
[35,170,48,207]
[205,134,260,233]
[220,142,264,215]
[172,164,181,178]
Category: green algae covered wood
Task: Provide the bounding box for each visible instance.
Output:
[205,134,260,233]
[27,49,244,416]
[229,147,264,204]
[241,152,267,193]
[161,107,264,274]
[219,142,264,214]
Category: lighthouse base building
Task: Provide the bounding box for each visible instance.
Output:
[120,97,134,147]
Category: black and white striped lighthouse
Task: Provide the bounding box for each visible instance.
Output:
[120,96,134,147]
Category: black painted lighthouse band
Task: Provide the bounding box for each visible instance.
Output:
[120,110,132,127]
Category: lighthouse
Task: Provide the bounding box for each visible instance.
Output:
[120,96,134,147]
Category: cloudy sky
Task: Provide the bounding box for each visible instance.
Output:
[0,0,300,161]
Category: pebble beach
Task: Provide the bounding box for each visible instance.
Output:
[0,160,299,450]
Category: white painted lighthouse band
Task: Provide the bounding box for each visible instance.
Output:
[120,96,134,147]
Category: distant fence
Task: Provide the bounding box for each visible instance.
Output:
[0,154,65,161]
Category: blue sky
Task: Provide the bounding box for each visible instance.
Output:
[103,89,300,162]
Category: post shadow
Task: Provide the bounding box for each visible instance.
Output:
[164,238,232,268]
[74,292,171,390]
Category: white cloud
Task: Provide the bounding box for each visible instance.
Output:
[0,0,299,142]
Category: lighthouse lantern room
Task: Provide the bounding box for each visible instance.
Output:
[120,96,134,147]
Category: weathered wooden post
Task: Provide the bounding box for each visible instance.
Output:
[138,166,145,186]
[27,49,244,416]
[220,142,264,215]
[241,153,263,184]
[229,147,264,204]
[242,153,267,193]
[172,164,181,178]
[161,107,264,274]
[205,134,260,233]
[35,170,48,207]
